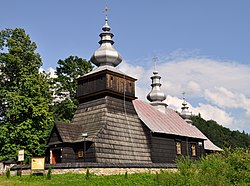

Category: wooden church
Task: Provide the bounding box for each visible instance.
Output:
[46,14,221,165]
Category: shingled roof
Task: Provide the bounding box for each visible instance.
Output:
[54,122,84,143]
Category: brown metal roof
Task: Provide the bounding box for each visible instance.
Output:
[133,100,207,139]
[133,100,222,151]
[204,138,223,151]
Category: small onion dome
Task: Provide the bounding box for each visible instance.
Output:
[181,96,192,120]
[147,71,166,102]
[90,17,122,67]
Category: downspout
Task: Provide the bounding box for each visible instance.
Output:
[186,137,189,156]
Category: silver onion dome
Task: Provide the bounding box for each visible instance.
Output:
[90,16,122,67]
[181,94,192,121]
[147,71,166,102]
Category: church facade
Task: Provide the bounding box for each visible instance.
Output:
[46,14,221,165]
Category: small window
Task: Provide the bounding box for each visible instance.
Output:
[111,76,113,80]
[191,144,196,156]
[78,149,84,158]
[176,142,182,155]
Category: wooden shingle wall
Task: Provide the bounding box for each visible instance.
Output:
[48,128,62,144]
[71,96,152,163]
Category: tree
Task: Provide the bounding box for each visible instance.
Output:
[52,56,93,122]
[191,116,250,149]
[0,28,53,161]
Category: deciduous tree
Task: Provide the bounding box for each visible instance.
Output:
[52,56,93,122]
[0,28,53,161]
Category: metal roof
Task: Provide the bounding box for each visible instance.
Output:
[133,100,222,151]
[204,138,223,151]
[133,100,206,139]
[83,65,126,77]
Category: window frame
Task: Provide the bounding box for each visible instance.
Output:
[78,149,84,158]
[176,141,182,155]
[191,143,197,157]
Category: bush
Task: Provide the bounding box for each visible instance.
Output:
[6,169,10,179]
[47,167,52,180]
[85,168,90,180]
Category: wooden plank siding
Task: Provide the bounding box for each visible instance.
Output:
[77,70,136,103]
[151,133,205,163]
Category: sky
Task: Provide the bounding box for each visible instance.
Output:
[1,1,250,133]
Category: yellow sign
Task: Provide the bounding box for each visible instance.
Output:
[31,157,45,170]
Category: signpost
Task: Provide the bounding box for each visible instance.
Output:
[18,149,24,176]
[31,157,45,175]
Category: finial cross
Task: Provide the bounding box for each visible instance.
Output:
[103,0,109,19]
[152,56,158,71]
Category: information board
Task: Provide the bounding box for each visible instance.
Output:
[18,149,24,162]
[31,157,45,170]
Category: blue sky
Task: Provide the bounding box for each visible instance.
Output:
[1,1,250,133]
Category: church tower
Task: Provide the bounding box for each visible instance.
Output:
[76,14,136,103]
[69,8,151,163]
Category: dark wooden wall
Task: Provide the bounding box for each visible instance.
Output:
[72,96,152,163]
[151,133,205,163]
[48,129,62,144]
[77,71,135,101]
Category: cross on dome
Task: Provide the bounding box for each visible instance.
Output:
[90,2,123,67]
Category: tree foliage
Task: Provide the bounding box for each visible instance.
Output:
[191,116,250,149]
[52,56,93,122]
[0,28,53,161]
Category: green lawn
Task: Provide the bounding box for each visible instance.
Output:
[0,173,157,186]
[1,149,249,186]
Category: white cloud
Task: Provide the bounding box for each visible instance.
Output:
[121,55,250,133]
[204,87,250,117]
[166,95,235,130]
[118,61,144,80]
[39,67,57,78]
[191,103,234,128]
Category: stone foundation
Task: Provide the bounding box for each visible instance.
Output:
[11,167,177,176]
[10,162,177,176]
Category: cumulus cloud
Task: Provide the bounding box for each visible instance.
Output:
[121,55,250,133]
[204,87,250,116]
[166,95,235,129]
[118,61,144,80]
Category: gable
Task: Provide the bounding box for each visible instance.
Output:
[47,125,63,145]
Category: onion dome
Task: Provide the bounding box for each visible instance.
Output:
[147,71,166,102]
[180,93,192,123]
[90,16,122,67]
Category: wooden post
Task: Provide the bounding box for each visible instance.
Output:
[20,161,22,177]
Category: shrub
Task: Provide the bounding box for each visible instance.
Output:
[47,167,52,180]
[85,168,90,180]
[6,169,10,179]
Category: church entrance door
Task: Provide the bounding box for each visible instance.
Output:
[51,149,61,164]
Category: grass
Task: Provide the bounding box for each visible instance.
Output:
[0,173,156,186]
[0,148,249,186]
